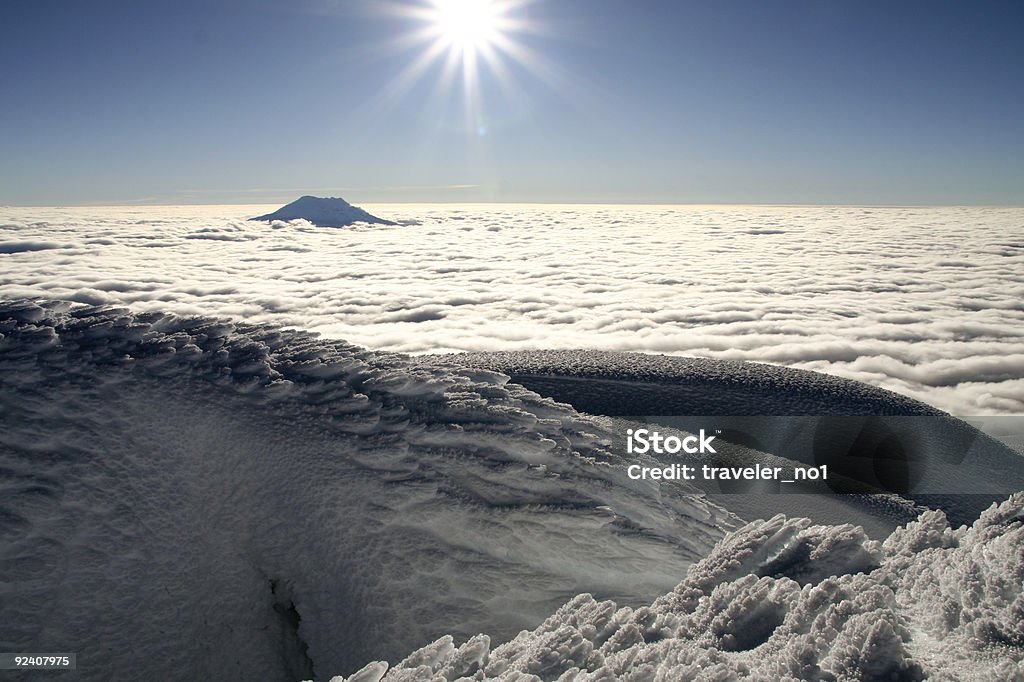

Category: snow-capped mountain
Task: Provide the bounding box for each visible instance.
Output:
[250,196,395,227]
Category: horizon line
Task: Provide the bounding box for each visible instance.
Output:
[4,199,1024,210]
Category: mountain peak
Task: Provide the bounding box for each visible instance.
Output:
[250,195,394,227]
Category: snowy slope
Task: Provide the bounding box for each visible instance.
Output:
[2,301,1022,680]
[0,301,733,680]
[426,349,949,416]
[337,494,1024,681]
[250,196,396,227]
[432,350,1024,528]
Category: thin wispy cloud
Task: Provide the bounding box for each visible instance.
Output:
[69,185,485,206]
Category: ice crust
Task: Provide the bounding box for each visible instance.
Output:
[433,350,947,416]
[250,196,396,227]
[336,494,1024,681]
[0,300,733,679]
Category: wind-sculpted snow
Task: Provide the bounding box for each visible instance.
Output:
[429,349,948,416]
[428,350,1024,530]
[2,203,1022,415]
[0,301,736,680]
[334,494,1024,682]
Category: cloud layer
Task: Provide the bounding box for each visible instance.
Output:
[1,203,1022,414]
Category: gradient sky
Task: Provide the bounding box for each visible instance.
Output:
[2,0,1022,205]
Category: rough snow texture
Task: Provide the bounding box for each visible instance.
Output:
[429,349,948,416]
[250,195,396,227]
[1,203,1022,414]
[335,494,1024,682]
[428,350,1024,530]
[0,301,734,680]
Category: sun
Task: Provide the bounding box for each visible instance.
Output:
[389,0,533,82]
[433,0,502,53]
[378,0,560,135]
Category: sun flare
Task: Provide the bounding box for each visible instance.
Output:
[393,0,533,81]
[434,0,501,52]
[381,0,560,135]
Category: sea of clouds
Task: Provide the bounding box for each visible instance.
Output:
[1,203,1021,415]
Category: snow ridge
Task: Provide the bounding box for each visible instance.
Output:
[338,494,1024,681]
[433,349,948,416]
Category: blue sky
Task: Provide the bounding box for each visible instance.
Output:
[2,0,1022,205]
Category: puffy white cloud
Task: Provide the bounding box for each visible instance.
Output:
[1,203,1021,414]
